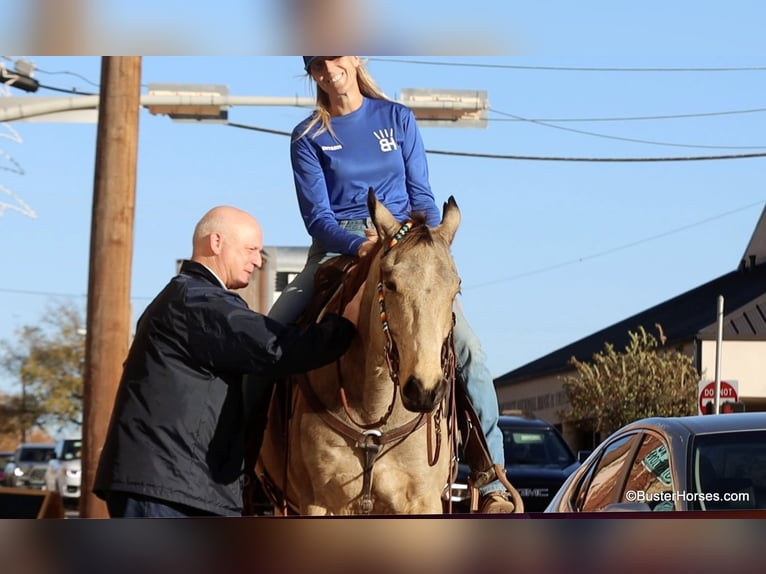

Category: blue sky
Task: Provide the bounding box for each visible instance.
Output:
[2,8,766,394]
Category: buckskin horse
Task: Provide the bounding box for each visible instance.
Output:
[254,190,465,515]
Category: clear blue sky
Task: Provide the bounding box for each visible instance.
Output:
[2,8,766,394]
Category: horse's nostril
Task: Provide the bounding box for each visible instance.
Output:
[401,376,445,413]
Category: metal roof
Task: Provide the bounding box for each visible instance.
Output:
[496,261,766,387]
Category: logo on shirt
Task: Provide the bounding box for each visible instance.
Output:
[374,129,398,152]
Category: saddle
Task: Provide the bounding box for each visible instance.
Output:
[298,254,372,327]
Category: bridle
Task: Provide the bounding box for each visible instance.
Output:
[299,219,459,513]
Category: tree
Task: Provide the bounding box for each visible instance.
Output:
[0,300,85,439]
[559,324,699,438]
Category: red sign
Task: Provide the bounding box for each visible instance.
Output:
[698,381,738,414]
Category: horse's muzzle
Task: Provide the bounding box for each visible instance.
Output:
[401,375,447,412]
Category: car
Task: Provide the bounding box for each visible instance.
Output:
[44,438,82,505]
[3,442,56,489]
[545,412,766,513]
[0,451,13,484]
[449,411,582,512]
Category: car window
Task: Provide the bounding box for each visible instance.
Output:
[620,433,675,510]
[579,433,639,512]
[691,429,766,510]
[19,447,55,463]
[61,440,83,460]
[502,427,575,468]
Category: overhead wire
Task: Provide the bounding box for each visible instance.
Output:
[226,121,766,162]
[488,108,766,150]
[3,59,765,299]
[367,58,766,73]
[486,106,766,123]
[26,59,766,156]
[463,199,766,290]
[3,199,764,298]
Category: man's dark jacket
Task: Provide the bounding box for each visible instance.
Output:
[93,260,355,515]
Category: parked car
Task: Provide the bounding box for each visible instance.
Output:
[449,411,582,512]
[45,438,82,504]
[0,451,13,484]
[545,412,766,513]
[3,443,55,489]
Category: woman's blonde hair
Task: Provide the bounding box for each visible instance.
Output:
[295,58,389,142]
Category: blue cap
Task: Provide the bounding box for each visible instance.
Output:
[302,56,317,72]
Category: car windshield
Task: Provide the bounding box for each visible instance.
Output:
[502,427,575,468]
[62,440,82,460]
[690,429,766,510]
[19,447,54,463]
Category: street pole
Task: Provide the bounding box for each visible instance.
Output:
[714,295,724,415]
[80,57,142,518]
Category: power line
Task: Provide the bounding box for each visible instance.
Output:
[487,107,766,123]
[26,64,766,152]
[5,201,764,299]
[225,122,766,162]
[34,66,101,88]
[37,83,98,96]
[488,107,766,150]
[464,199,766,290]
[426,149,766,162]
[368,58,766,73]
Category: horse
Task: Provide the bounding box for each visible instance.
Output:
[255,190,462,515]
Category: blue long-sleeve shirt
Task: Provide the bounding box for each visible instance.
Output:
[290,97,441,256]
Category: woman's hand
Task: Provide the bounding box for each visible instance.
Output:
[357,239,377,258]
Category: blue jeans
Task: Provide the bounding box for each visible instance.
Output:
[106,492,219,518]
[268,219,506,495]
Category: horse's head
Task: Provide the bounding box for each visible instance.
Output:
[367,189,461,413]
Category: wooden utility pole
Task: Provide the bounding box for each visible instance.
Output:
[81,57,142,518]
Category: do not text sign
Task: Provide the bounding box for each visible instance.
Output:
[698,380,738,414]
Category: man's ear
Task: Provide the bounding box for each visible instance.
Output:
[209,231,224,255]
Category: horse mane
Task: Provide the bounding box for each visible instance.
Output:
[391,212,436,252]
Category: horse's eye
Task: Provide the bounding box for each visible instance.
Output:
[384,281,397,292]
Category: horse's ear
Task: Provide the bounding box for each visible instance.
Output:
[436,196,460,245]
[368,187,400,238]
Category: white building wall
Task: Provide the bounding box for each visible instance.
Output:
[699,340,766,398]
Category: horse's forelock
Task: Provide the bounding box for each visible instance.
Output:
[392,214,435,252]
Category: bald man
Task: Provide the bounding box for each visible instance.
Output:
[94,206,356,518]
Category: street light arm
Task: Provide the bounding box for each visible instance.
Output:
[0,94,487,123]
[0,95,101,122]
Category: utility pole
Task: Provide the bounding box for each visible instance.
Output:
[80,57,142,518]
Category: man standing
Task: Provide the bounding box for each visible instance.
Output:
[94,205,356,517]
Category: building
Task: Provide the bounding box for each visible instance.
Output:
[494,206,766,449]
[236,246,308,313]
[179,245,309,314]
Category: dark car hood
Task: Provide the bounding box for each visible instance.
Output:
[507,462,580,481]
[457,462,579,482]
